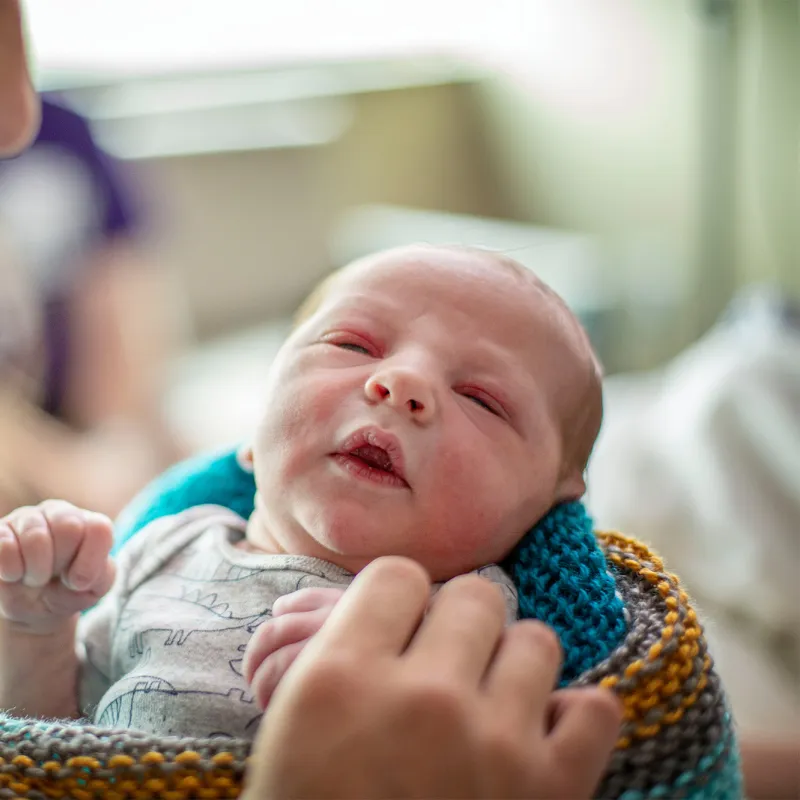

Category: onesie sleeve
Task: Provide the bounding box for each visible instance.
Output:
[431,565,518,624]
[474,564,519,624]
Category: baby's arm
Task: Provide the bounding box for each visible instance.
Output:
[0,501,115,718]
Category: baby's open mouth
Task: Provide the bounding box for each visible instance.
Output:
[349,444,394,474]
[333,427,409,488]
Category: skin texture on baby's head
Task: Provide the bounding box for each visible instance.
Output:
[244,244,602,581]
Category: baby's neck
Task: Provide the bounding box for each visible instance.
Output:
[233,538,271,554]
[243,511,287,556]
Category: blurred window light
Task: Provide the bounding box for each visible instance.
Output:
[26,0,662,156]
[28,0,660,115]
[56,59,482,159]
[91,96,355,160]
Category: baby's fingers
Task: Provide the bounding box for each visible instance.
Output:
[0,522,23,582]
[243,606,334,683]
[249,639,307,710]
[271,587,345,616]
[62,512,114,593]
[40,500,92,580]
[6,508,52,587]
[43,563,117,616]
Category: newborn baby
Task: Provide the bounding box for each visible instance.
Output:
[0,244,602,737]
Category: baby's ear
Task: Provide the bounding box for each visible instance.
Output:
[237,444,255,473]
[556,468,586,502]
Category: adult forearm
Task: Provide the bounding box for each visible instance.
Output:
[0,0,39,156]
[0,618,80,719]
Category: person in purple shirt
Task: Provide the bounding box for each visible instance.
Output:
[0,94,185,516]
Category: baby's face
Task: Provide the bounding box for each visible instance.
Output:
[249,246,596,580]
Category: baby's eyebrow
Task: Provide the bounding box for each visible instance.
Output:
[323,298,391,320]
[461,340,526,377]
[460,355,531,404]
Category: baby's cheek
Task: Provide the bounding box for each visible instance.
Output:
[426,449,520,565]
[254,394,314,476]
[417,497,497,574]
[273,376,340,441]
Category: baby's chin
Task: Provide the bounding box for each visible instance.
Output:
[258,528,490,582]
[248,500,494,578]
[318,532,490,582]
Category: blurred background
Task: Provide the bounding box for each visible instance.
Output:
[0,0,797,744]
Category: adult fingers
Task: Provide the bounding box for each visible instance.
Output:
[0,0,40,157]
[404,574,506,685]
[307,556,431,659]
[547,687,622,795]
[484,619,563,727]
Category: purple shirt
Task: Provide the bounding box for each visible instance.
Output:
[0,96,144,419]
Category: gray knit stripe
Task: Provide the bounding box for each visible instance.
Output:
[590,542,733,798]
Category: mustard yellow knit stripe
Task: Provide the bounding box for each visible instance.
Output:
[0,751,244,799]
[596,531,710,749]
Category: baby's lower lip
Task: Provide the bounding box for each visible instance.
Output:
[330,453,409,489]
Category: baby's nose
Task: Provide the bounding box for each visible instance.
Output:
[365,370,436,422]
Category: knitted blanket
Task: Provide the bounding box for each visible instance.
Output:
[0,451,742,799]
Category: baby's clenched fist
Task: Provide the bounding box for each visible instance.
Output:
[0,500,115,634]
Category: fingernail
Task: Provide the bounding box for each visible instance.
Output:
[62,574,80,591]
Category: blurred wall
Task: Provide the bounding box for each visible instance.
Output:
[474,0,707,368]
[115,0,797,370]
[140,81,509,340]
[734,0,799,296]
[129,0,705,368]
[472,0,796,367]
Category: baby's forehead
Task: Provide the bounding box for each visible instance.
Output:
[347,244,525,277]
[319,249,573,346]
[326,251,587,371]
[331,246,547,306]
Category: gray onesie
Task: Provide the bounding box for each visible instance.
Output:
[77,506,518,739]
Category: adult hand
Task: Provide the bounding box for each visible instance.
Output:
[243,556,621,800]
[0,0,40,156]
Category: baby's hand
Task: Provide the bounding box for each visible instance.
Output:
[0,500,115,634]
[244,587,345,709]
